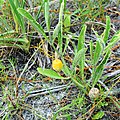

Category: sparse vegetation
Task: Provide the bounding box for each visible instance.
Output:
[0,0,120,120]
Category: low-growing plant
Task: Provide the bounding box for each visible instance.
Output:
[0,0,120,119]
[35,2,120,91]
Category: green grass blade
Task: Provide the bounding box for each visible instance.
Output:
[37,68,69,79]
[58,0,64,54]
[0,38,29,43]
[92,111,104,119]
[0,30,15,38]
[21,0,25,8]
[103,16,111,44]
[64,11,71,32]
[52,23,60,43]
[44,0,50,31]
[52,1,64,53]
[78,24,87,80]
[105,30,120,52]
[90,40,94,64]
[92,50,111,87]
[0,38,29,51]
[72,48,86,69]
[78,25,87,51]
[9,0,25,34]
[17,8,48,40]
[35,2,44,20]
[93,40,103,65]
[62,37,69,56]
[61,58,71,76]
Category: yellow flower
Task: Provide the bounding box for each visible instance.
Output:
[52,59,63,71]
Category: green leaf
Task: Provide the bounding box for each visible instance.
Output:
[9,0,25,34]
[92,50,111,87]
[93,40,103,65]
[0,38,29,43]
[59,1,64,22]
[92,111,104,119]
[37,68,69,79]
[17,8,48,40]
[64,12,71,32]
[90,40,94,64]
[62,58,71,76]
[58,0,64,53]
[62,37,69,56]
[0,38,29,51]
[105,30,120,52]
[52,23,61,42]
[78,25,87,51]
[72,48,86,69]
[0,30,15,38]
[81,9,90,16]
[44,0,50,31]
[78,24,87,79]
[103,16,111,44]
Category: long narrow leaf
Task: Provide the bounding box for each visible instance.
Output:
[105,30,120,52]
[0,38,29,50]
[90,40,94,64]
[0,38,29,43]
[103,16,111,44]
[58,1,64,54]
[72,48,86,69]
[78,25,86,51]
[9,0,25,34]
[17,8,48,40]
[44,0,50,31]
[93,40,103,65]
[92,50,111,87]
[78,25,87,80]
[61,58,71,76]
[64,12,71,32]
[52,23,61,42]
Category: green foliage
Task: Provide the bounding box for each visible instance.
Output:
[92,50,111,87]
[53,97,84,120]
[44,0,50,32]
[37,67,69,79]
[0,0,4,6]
[93,40,103,65]
[64,11,71,32]
[0,0,30,51]
[103,16,111,44]
[0,33,30,50]
[109,96,120,109]
[9,0,25,33]
[78,25,87,80]
[105,30,120,52]
[58,0,64,54]
[92,111,104,120]
[72,48,86,69]
[17,8,48,41]
[90,16,116,87]
[0,0,120,119]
